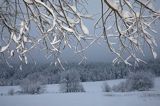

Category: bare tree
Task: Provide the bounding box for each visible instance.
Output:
[0,0,159,66]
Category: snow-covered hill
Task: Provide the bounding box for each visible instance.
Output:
[0,78,160,106]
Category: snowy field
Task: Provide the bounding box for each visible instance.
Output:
[0,78,160,106]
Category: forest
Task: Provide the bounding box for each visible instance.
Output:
[0,59,160,86]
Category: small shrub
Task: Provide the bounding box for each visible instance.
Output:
[60,70,85,93]
[20,79,45,94]
[102,82,111,92]
[8,89,14,95]
[112,81,126,92]
[126,71,154,91]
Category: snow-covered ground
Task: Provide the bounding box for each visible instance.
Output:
[0,78,160,106]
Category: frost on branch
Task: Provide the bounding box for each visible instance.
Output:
[0,0,91,66]
[96,0,160,65]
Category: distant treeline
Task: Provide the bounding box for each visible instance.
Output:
[0,59,160,86]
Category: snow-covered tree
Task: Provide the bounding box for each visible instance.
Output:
[126,71,154,91]
[0,0,160,66]
[60,69,85,92]
[112,71,154,92]
[20,78,45,94]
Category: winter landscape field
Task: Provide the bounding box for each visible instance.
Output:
[1,0,160,106]
[0,77,160,106]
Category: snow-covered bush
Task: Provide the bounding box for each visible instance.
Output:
[8,89,15,96]
[20,78,45,94]
[102,82,111,92]
[112,81,127,92]
[60,70,85,93]
[126,71,154,91]
[112,72,154,92]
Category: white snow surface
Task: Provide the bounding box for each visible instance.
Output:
[0,78,160,106]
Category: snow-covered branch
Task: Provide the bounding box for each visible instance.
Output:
[0,0,160,66]
[96,0,160,65]
[0,0,91,66]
